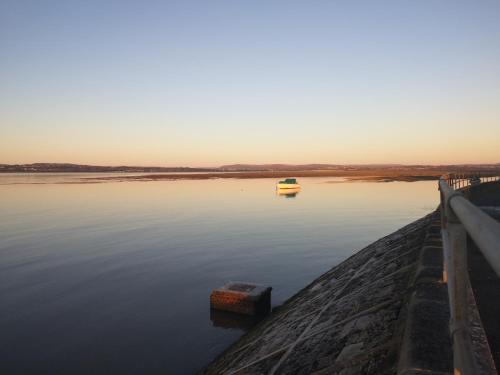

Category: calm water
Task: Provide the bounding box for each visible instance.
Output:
[0,174,439,374]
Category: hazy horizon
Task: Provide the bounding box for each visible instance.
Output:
[2,161,499,169]
[1,1,500,166]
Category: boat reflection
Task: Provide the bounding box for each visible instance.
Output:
[276,187,301,198]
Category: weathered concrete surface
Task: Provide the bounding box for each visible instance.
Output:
[397,221,452,375]
[202,211,453,375]
[467,181,500,371]
[466,180,500,206]
[469,224,500,367]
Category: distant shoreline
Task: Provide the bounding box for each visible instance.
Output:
[2,163,498,184]
[1,163,498,174]
[82,169,445,183]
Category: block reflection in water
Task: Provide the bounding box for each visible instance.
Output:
[210,309,263,331]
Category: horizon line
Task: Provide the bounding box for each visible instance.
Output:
[2,161,499,168]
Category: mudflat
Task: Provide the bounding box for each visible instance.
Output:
[82,168,451,183]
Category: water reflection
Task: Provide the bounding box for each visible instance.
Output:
[0,175,439,375]
[276,187,301,198]
[210,309,264,332]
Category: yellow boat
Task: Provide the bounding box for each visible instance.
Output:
[276,178,300,189]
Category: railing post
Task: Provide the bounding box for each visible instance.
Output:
[440,189,446,229]
[447,222,474,375]
[440,175,478,375]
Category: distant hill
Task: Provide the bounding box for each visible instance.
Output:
[219,164,339,171]
[0,163,217,173]
[0,162,498,173]
[218,163,500,172]
[218,164,404,171]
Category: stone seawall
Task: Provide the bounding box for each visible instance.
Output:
[203,210,452,375]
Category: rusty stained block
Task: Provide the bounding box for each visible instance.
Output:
[210,282,272,316]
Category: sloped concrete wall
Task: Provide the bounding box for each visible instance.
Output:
[203,211,451,375]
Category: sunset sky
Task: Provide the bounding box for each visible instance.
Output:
[1,0,499,166]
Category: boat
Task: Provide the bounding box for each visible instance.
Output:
[276,178,300,190]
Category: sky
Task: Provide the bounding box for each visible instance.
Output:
[1,0,499,167]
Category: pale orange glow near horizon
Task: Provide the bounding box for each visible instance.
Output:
[2,140,499,167]
[1,115,499,167]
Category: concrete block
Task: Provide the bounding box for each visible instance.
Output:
[415,266,443,284]
[420,246,444,267]
[210,282,272,316]
[397,298,452,374]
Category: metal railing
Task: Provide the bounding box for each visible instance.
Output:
[445,172,499,190]
[439,172,500,375]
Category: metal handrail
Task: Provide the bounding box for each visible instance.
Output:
[439,172,500,375]
[440,176,500,277]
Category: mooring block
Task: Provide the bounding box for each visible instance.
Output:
[210,282,272,316]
